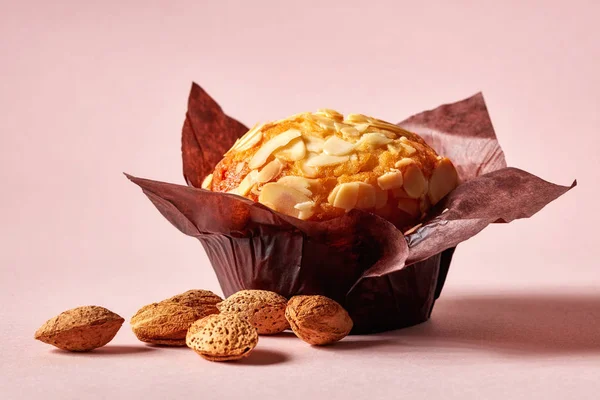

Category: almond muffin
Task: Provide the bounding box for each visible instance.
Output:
[202,109,458,230]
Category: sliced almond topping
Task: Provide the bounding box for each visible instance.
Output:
[355,182,376,209]
[304,154,349,167]
[377,170,404,190]
[294,200,315,211]
[303,135,325,153]
[397,198,420,217]
[201,174,213,190]
[403,165,427,198]
[323,135,355,156]
[356,133,393,148]
[353,123,369,133]
[375,187,388,209]
[387,143,401,154]
[403,223,423,236]
[315,109,343,121]
[237,170,259,196]
[276,176,315,197]
[334,122,350,132]
[340,126,360,138]
[370,119,403,134]
[394,158,416,169]
[258,183,312,219]
[332,182,359,211]
[235,162,246,175]
[275,137,306,161]
[232,123,264,153]
[428,157,459,205]
[345,113,370,123]
[299,153,320,178]
[294,201,316,220]
[327,185,341,204]
[310,114,336,131]
[400,142,417,155]
[257,159,283,183]
[382,130,397,139]
[249,129,301,169]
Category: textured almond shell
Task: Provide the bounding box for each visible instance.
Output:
[285,295,353,345]
[217,290,289,335]
[130,289,222,346]
[186,314,258,361]
[165,289,222,317]
[34,306,124,351]
[130,302,203,346]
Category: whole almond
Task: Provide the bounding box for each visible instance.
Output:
[34,306,124,351]
[285,295,353,345]
[186,314,258,361]
[165,289,223,317]
[217,290,288,335]
[130,289,223,346]
[130,302,203,346]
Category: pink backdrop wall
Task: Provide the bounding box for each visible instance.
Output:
[1,1,598,399]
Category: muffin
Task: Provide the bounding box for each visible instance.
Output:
[202,109,458,230]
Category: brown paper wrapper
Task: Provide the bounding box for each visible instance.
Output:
[127,83,575,334]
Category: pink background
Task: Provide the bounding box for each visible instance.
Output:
[1,1,599,399]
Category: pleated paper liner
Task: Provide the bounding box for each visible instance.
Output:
[127,83,574,333]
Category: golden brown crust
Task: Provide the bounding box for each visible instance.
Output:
[206,110,458,230]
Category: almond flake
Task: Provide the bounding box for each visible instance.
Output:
[401,143,417,155]
[428,157,459,205]
[332,182,359,211]
[304,154,349,167]
[235,162,246,174]
[258,183,313,219]
[403,223,423,236]
[276,176,315,196]
[377,170,404,190]
[394,158,416,169]
[355,182,376,209]
[403,165,427,198]
[315,109,343,121]
[237,170,259,196]
[257,159,283,183]
[323,135,355,156]
[303,135,325,153]
[345,113,370,123]
[353,123,370,133]
[275,137,306,161]
[201,174,213,190]
[340,126,360,138]
[249,129,301,169]
[356,132,393,147]
[232,123,264,152]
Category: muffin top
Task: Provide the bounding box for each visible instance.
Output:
[203,109,458,229]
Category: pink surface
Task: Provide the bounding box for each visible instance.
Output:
[1,1,598,399]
